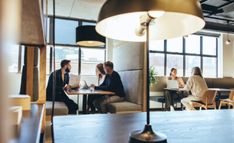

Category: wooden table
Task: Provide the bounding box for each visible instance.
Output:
[10,103,45,143]
[65,89,115,114]
[164,88,233,110]
[54,110,234,143]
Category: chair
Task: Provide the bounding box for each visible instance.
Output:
[219,90,234,109]
[190,90,217,110]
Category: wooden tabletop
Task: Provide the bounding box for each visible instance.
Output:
[10,103,44,143]
[54,110,234,143]
[65,89,115,96]
[164,88,233,92]
[208,88,233,92]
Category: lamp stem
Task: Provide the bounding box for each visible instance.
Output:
[51,0,56,142]
[146,19,151,125]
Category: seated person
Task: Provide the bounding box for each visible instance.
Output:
[46,60,78,114]
[93,61,125,113]
[168,68,185,88]
[181,67,208,110]
[167,68,185,109]
[87,63,106,113]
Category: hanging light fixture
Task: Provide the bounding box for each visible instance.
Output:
[226,34,231,45]
[225,21,231,45]
[96,0,205,143]
[76,25,105,47]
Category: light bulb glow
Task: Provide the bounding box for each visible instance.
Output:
[148,10,165,18]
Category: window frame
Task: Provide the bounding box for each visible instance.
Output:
[149,33,219,77]
[46,16,106,76]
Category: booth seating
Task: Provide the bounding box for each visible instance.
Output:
[46,101,68,116]
[152,76,234,93]
[106,40,145,114]
[107,70,143,113]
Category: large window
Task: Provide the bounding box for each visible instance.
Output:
[149,34,219,77]
[46,17,105,76]
[81,48,105,75]
[55,19,78,45]
[54,46,79,75]
[150,53,165,76]
[8,45,24,73]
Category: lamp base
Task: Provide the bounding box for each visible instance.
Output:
[129,125,167,143]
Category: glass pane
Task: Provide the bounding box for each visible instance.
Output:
[55,19,78,45]
[185,56,201,76]
[166,54,183,76]
[8,44,19,73]
[82,21,96,26]
[203,36,217,55]
[149,40,164,51]
[46,17,50,43]
[203,57,217,78]
[149,53,165,76]
[46,46,51,74]
[167,37,183,53]
[81,48,105,75]
[185,35,200,54]
[55,46,79,75]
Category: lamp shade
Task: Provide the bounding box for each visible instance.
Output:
[96,0,205,42]
[76,25,105,47]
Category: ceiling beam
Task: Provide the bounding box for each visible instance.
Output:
[217,0,234,9]
[200,0,208,3]
[204,21,234,33]
[204,15,234,23]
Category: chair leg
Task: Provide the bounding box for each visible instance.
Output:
[219,102,223,110]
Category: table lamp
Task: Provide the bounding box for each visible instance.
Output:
[96,0,205,143]
[76,25,105,47]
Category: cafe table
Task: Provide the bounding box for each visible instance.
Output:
[164,88,234,110]
[163,88,186,110]
[54,110,234,143]
[65,89,115,114]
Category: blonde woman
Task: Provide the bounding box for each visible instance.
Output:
[181,67,208,110]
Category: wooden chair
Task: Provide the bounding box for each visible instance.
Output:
[190,90,217,110]
[219,90,234,109]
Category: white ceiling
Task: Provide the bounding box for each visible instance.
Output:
[47,0,106,21]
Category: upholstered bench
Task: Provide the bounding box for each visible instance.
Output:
[107,70,143,114]
[107,102,142,113]
[46,101,68,116]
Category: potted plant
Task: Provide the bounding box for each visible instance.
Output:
[149,66,158,91]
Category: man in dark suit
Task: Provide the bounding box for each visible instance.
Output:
[93,61,125,113]
[46,60,78,114]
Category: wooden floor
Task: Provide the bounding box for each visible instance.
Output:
[53,110,234,143]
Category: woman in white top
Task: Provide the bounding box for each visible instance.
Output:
[87,63,106,113]
[181,67,208,110]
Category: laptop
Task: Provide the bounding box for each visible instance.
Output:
[167,80,179,89]
[79,80,89,90]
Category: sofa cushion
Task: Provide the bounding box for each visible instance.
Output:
[118,70,143,105]
[46,101,68,116]
[107,101,142,113]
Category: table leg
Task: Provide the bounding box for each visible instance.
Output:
[77,95,79,115]
[165,91,170,111]
[216,91,221,109]
[82,94,87,114]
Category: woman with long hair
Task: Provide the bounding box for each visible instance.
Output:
[87,63,106,113]
[168,68,185,88]
[181,67,208,110]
